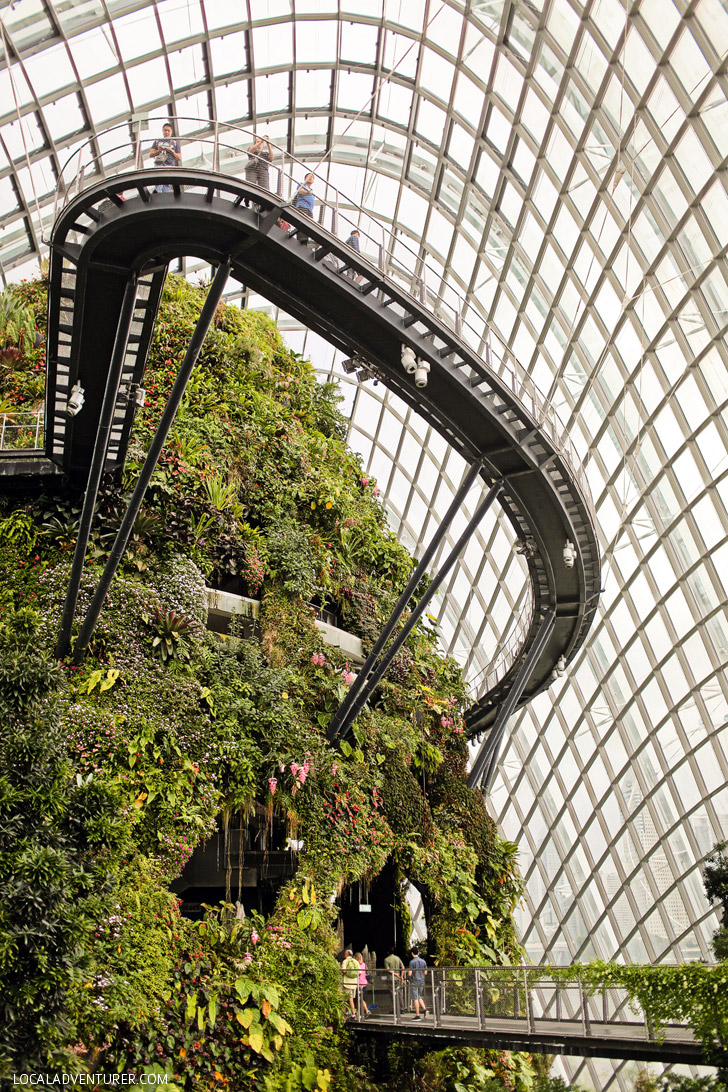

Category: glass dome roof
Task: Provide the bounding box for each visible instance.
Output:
[2,0,727,1084]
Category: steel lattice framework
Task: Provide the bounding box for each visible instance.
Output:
[1,0,727,1086]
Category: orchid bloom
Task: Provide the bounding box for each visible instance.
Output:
[268,777,277,794]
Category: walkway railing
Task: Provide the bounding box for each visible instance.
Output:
[353,966,696,1050]
[0,409,43,452]
[54,119,595,528]
[53,121,599,701]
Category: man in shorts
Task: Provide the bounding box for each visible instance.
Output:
[408,946,428,1019]
[341,947,361,1018]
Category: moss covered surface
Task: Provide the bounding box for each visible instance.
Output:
[0,277,528,1090]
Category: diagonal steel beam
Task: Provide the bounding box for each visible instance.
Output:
[326,454,487,742]
[72,259,232,664]
[328,477,505,745]
[467,608,557,792]
[55,273,139,659]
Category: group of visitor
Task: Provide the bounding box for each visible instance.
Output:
[146,125,363,274]
[341,945,428,1020]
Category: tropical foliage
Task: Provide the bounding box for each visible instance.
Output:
[0,275,529,1090]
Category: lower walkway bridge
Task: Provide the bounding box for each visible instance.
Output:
[350,967,703,1064]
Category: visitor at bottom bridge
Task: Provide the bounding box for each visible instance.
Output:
[341,947,360,1018]
[408,946,428,1020]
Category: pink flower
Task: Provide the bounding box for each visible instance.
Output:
[268,777,277,794]
[291,762,301,778]
[332,763,339,775]
[342,669,355,686]
[312,651,326,667]
[244,953,253,965]
[373,485,380,497]
[360,476,369,486]
[251,930,259,945]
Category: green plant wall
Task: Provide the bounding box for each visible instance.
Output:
[0,276,528,1090]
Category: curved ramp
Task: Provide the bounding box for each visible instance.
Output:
[45,168,601,740]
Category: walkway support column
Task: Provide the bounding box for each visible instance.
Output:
[467,608,556,792]
[326,455,487,742]
[72,259,231,664]
[55,273,139,659]
[329,478,505,744]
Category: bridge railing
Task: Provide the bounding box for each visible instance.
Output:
[357,967,696,1044]
[53,121,598,704]
[0,409,44,453]
[53,120,595,525]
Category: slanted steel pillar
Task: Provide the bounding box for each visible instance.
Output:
[467,608,556,792]
[55,274,139,659]
[327,455,487,742]
[72,259,231,664]
[329,478,505,745]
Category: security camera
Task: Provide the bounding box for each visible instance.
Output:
[563,539,577,568]
[401,345,416,374]
[414,358,430,388]
[65,382,85,417]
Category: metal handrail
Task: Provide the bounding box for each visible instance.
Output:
[53,119,595,528]
[356,966,697,1045]
[0,408,44,452]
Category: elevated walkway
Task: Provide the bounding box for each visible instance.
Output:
[2,123,601,761]
[351,967,704,1064]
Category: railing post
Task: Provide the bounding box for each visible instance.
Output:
[430,969,437,1026]
[603,989,608,1024]
[556,984,561,1022]
[390,970,397,1025]
[579,980,590,1036]
[475,969,483,1030]
[524,969,534,1034]
[0,414,5,450]
[213,119,220,173]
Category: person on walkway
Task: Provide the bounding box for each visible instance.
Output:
[341,948,360,1018]
[294,172,316,218]
[149,123,181,193]
[355,951,370,1017]
[245,135,273,192]
[384,947,404,982]
[408,946,428,1019]
[344,228,361,281]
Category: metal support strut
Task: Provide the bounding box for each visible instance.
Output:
[327,455,487,742]
[328,477,505,744]
[55,274,139,659]
[467,607,556,792]
[72,258,232,664]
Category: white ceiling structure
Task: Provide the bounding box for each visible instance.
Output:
[1,0,727,1085]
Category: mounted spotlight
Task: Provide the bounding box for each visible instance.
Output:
[401,344,416,374]
[563,539,577,568]
[119,382,147,408]
[516,537,537,558]
[552,655,567,682]
[414,358,430,388]
[65,382,85,418]
[341,357,359,375]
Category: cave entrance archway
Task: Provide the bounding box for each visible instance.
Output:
[336,858,425,965]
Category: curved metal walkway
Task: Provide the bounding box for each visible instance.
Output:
[5,160,600,759]
[350,967,703,1065]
